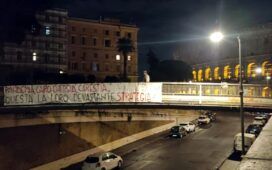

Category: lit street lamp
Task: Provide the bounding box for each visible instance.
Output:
[255,67,262,74]
[210,32,246,155]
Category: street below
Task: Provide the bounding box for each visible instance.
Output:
[114,111,252,170]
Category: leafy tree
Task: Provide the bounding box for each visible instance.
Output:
[117,37,135,81]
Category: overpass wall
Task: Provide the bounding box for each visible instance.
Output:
[0,108,200,170]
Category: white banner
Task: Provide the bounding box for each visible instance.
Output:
[4,83,162,105]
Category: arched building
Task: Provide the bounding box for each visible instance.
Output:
[174,23,272,87]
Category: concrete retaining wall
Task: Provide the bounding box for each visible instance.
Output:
[31,122,176,170]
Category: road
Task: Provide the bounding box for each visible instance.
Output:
[64,111,253,170]
[114,111,252,170]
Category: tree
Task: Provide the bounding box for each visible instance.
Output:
[117,37,135,81]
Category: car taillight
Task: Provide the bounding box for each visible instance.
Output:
[96,162,101,168]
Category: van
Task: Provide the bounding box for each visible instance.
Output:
[233,133,256,152]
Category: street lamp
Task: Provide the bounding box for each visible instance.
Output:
[255,67,262,74]
[210,32,245,154]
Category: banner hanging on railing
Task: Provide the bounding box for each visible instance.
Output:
[4,83,162,105]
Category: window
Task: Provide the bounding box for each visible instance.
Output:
[105,64,109,71]
[45,42,50,49]
[105,54,109,59]
[59,43,63,49]
[32,41,36,47]
[102,154,109,161]
[109,154,117,159]
[72,26,76,31]
[44,53,49,63]
[128,66,131,72]
[104,39,111,47]
[71,36,75,44]
[72,63,78,70]
[93,38,97,46]
[116,31,120,36]
[45,26,50,35]
[82,52,86,61]
[81,37,86,45]
[116,65,120,72]
[58,16,63,23]
[72,51,76,57]
[82,63,86,71]
[128,55,131,61]
[116,54,120,60]
[45,15,49,22]
[104,30,109,35]
[94,53,98,58]
[32,52,37,61]
[92,63,99,72]
[127,32,132,38]
[82,28,86,32]
[264,38,269,45]
[17,51,22,61]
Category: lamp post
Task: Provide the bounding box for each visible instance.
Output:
[210,32,245,155]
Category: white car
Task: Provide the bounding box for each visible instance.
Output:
[252,116,266,127]
[198,115,211,124]
[82,152,123,170]
[180,122,196,132]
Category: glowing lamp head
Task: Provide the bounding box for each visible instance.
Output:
[210,32,224,43]
[255,68,262,74]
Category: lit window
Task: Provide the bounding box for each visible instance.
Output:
[32,52,37,61]
[92,63,99,72]
[116,54,120,60]
[45,26,50,35]
[128,55,131,61]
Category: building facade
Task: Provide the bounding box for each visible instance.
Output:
[67,18,139,82]
[174,23,272,86]
[0,9,68,81]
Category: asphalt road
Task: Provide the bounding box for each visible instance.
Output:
[64,111,253,170]
[115,111,252,170]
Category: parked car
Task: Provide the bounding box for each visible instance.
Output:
[180,122,196,132]
[246,124,262,137]
[253,116,266,127]
[170,125,187,138]
[233,133,256,153]
[198,115,211,124]
[204,111,216,121]
[82,152,123,170]
[258,112,270,123]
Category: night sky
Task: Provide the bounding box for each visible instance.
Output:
[1,0,272,71]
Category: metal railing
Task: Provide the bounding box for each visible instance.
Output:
[0,82,271,108]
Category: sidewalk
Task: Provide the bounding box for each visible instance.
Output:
[239,118,272,170]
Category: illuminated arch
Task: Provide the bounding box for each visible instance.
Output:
[192,71,197,81]
[223,65,231,79]
[262,87,271,97]
[247,63,257,77]
[205,67,211,81]
[214,67,220,80]
[198,69,203,81]
[262,61,272,76]
[234,65,240,78]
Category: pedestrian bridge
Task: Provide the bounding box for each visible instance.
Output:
[1,82,271,109]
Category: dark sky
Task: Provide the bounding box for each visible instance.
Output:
[1,0,272,71]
